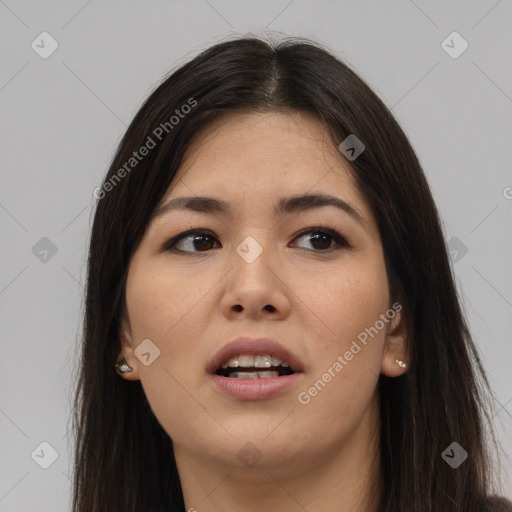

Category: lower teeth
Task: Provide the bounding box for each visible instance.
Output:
[229,371,280,379]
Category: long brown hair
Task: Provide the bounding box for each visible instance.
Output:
[71,35,511,511]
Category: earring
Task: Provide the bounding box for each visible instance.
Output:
[115,359,133,374]
[395,359,407,369]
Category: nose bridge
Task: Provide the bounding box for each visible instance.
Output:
[237,205,288,262]
[229,232,280,293]
[220,217,291,319]
[234,232,269,267]
[224,251,282,318]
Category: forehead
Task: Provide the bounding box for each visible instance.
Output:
[167,110,360,198]
[179,110,340,167]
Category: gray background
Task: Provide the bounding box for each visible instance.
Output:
[1,0,511,510]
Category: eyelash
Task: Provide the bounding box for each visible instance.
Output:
[162,227,350,254]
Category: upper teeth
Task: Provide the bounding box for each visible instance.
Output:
[221,354,289,369]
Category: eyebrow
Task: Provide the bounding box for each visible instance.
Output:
[152,193,367,229]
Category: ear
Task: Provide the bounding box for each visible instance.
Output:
[116,314,141,381]
[380,303,409,378]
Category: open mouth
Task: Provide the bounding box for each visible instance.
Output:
[215,354,297,379]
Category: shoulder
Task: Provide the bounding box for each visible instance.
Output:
[484,495,512,512]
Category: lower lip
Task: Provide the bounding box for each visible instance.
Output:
[209,373,303,401]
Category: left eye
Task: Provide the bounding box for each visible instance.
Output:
[163,228,349,254]
[294,228,348,251]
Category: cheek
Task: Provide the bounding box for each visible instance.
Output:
[293,255,389,416]
[124,259,215,440]
[125,255,216,345]
[295,253,390,352]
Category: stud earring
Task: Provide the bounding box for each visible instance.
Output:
[395,359,407,368]
[115,359,133,374]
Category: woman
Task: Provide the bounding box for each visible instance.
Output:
[71,35,512,511]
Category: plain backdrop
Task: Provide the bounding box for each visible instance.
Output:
[0,1,511,510]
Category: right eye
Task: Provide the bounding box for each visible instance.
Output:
[163,230,220,253]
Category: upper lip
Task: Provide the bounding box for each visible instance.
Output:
[207,337,304,374]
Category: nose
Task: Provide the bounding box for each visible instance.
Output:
[220,237,291,320]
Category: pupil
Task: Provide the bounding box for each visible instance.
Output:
[310,233,331,250]
[194,235,213,251]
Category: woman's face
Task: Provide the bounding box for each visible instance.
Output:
[118,110,407,477]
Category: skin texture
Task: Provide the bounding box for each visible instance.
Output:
[117,111,408,512]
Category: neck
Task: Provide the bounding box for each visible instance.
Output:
[174,397,383,512]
